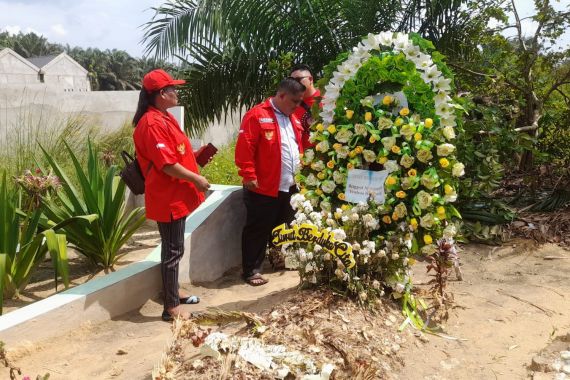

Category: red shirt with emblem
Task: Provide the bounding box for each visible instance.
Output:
[235,98,307,198]
[133,106,205,222]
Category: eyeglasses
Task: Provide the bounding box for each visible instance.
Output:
[162,87,178,94]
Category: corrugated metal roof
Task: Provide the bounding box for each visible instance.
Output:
[26,55,58,68]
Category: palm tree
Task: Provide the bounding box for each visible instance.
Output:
[142,0,500,136]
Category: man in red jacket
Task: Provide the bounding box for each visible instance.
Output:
[235,77,307,286]
[290,64,320,147]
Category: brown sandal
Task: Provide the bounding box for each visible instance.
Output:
[244,273,268,286]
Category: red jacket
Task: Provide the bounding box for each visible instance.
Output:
[134,106,205,222]
[235,98,307,197]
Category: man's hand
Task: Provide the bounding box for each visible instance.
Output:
[243,180,258,190]
[193,175,211,192]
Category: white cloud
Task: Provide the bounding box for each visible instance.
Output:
[3,25,42,36]
[51,23,66,36]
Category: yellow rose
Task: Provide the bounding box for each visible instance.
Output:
[317,172,326,180]
[355,146,364,153]
[424,118,433,128]
[424,235,433,245]
[365,112,372,122]
[338,192,346,200]
[315,189,323,195]
[347,162,354,169]
[369,136,377,143]
[333,143,342,149]
[391,145,401,154]
[316,123,324,132]
[341,204,349,211]
[408,169,417,177]
[395,117,404,126]
[334,211,342,219]
[414,132,422,141]
[399,107,410,116]
[382,95,393,105]
[346,110,354,119]
[392,212,399,221]
[327,160,335,169]
[444,184,454,195]
[382,215,392,224]
[437,206,446,219]
[386,176,397,186]
[410,218,418,229]
[349,151,357,158]
[439,158,450,168]
[396,191,406,198]
[300,188,308,194]
[377,156,388,164]
[327,125,336,134]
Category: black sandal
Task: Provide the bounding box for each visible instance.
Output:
[244,273,268,286]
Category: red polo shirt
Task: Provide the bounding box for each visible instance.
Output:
[133,106,205,222]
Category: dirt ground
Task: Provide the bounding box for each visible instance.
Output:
[2,235,570,380]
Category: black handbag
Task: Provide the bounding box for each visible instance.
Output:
[119,151,151,195]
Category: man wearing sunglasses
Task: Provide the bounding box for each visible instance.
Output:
[289,64,320,147]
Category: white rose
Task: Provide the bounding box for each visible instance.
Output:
[381,136,396,150]
[336,146,350,159]
[305,173,318,186]
[311,160,325,172]
[420,213,435,229]
[333,170,346,184]
[443,224,457,239]
[384,160,400,173]
[315,140,329,153]
[452,162,465,177]
[335,129,353,143]
[442,126,456,140]
[355,123,368,136]
[437,143,455,157]
[416,191,432,209]
[303,149,315,163]
[400,154,415,168]
[321,180,336,194]
[362,149,377,163]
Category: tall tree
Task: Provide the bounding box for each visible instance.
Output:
[142,0,502,135]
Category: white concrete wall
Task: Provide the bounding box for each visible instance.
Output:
[0,87,241,148]
[0,53,38,85]
[42,57,90,92]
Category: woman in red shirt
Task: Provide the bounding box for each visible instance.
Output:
[133,69,210,321]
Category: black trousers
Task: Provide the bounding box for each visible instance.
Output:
[157,216,185,310]
[241,187,296,278]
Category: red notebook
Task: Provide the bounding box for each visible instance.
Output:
[194,143,218,167]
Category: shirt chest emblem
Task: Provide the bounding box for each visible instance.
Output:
[259,117,274,123]
[177,143,186,155]
[264,130,274,140]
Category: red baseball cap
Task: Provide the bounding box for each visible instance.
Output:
[142,69,186,92]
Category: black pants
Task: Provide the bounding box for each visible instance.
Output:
[157,216,185,310]
[241,187,296,278]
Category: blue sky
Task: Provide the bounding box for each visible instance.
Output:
[1,0,568,58]
[0,0,163,57]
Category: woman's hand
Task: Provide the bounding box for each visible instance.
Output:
[193,175,210,192]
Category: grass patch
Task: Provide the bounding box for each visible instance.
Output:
[200,141,241,186]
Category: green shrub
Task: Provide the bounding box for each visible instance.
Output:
[0,171,70,314]
[40,140,145,269]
